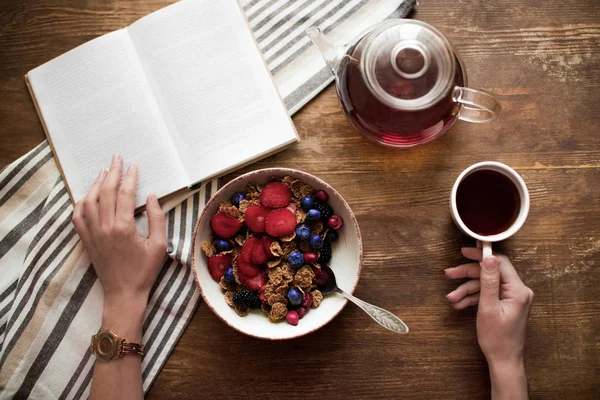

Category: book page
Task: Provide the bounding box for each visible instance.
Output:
[27,30,187,208]
[127,0,298,184]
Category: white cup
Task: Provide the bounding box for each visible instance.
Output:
[450,161,530,259]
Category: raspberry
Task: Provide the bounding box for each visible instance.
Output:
[233,290,262,309]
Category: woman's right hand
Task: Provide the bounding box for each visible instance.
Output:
[445,248,534,399]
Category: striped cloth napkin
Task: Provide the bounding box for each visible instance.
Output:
[0,0,414,398]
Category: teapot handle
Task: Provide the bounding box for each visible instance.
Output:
[453,87,501,123]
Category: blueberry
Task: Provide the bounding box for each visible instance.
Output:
[231,192,245,207]
[325,230,339,243]
[300,196,314,210]
[224,267,236,284]
[309,234,323,249]
[215,239,231,252]
[307,209,321,220]
[287,251,304,268]
[295,224,311,240]
[287,288,303,306]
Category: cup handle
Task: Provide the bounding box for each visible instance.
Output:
[476,240,493,262]
[453,87,501,123]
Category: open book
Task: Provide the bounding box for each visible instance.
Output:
[26,0,299,209]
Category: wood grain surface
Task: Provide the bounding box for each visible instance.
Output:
[1,0,599,399]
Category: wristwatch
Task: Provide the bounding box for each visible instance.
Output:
[90,330,144,361]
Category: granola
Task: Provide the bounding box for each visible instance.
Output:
[204,176,343,326]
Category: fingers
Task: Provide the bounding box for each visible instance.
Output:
[495,254,523,285]
[99,154,123,224]
[461,247,524,286]
[445,263,481,280]
[461,247,483,261]
[116,164,138,220]
[146,194,167,251]
[478,255,501,308]
[82,169,107,227]
[72,200,90,245]
[452,293,480,310]
[447,279,481,304]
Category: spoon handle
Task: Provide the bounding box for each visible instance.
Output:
[338,289,409,334]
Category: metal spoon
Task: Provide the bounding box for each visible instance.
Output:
[318,265,409,334]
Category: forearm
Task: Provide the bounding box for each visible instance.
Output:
[489,359,528,400]
[90,297,147,400]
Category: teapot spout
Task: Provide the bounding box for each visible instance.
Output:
[306,27,346,74]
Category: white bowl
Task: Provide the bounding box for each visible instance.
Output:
[191,168,363,340]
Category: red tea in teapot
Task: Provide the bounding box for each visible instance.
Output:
[337,46,465,147]
[307,20,501,148]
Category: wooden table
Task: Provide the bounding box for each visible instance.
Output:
[1,1,598,398]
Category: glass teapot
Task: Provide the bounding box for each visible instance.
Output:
[306,20,501,148]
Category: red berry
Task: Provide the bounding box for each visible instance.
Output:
[210,213,241,239]
[327,215,343,230]
[315,269,328,286]
[261,236,276,258]
[264,208,297,237]
[286,202,297,214]
[258,288,268,303]
[301,292,312,308]
[239,270,267,291]
[237,258,261,277]
[251,239,269,264]
[244,205,271,233]
[240,237,260,263]
[286,310,299,326]
[207,254,232,281]
[315,190,329,202]
[296,307,307,319]
[303,252,318,264]
[260,182,292,208]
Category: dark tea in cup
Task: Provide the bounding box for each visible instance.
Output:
[455,170,521,236]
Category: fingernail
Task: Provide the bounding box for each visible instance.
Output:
[128,164,138,172]
[446,291,454,298]
[97,169,104,178]
[149,194,158,204]
[483,256,497,272]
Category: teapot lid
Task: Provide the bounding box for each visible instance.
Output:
[361,20,456,111]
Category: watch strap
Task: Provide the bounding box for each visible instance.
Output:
[119,339,144,357]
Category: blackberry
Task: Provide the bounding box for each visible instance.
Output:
[319,242,332,262]
[312,201,333,221]
[233,290,262,309]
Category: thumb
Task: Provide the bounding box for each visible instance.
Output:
[479,256,501,308]
[146,194,167,248]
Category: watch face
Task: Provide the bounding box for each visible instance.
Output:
[96,331,117,361]
[99,337,112,354]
